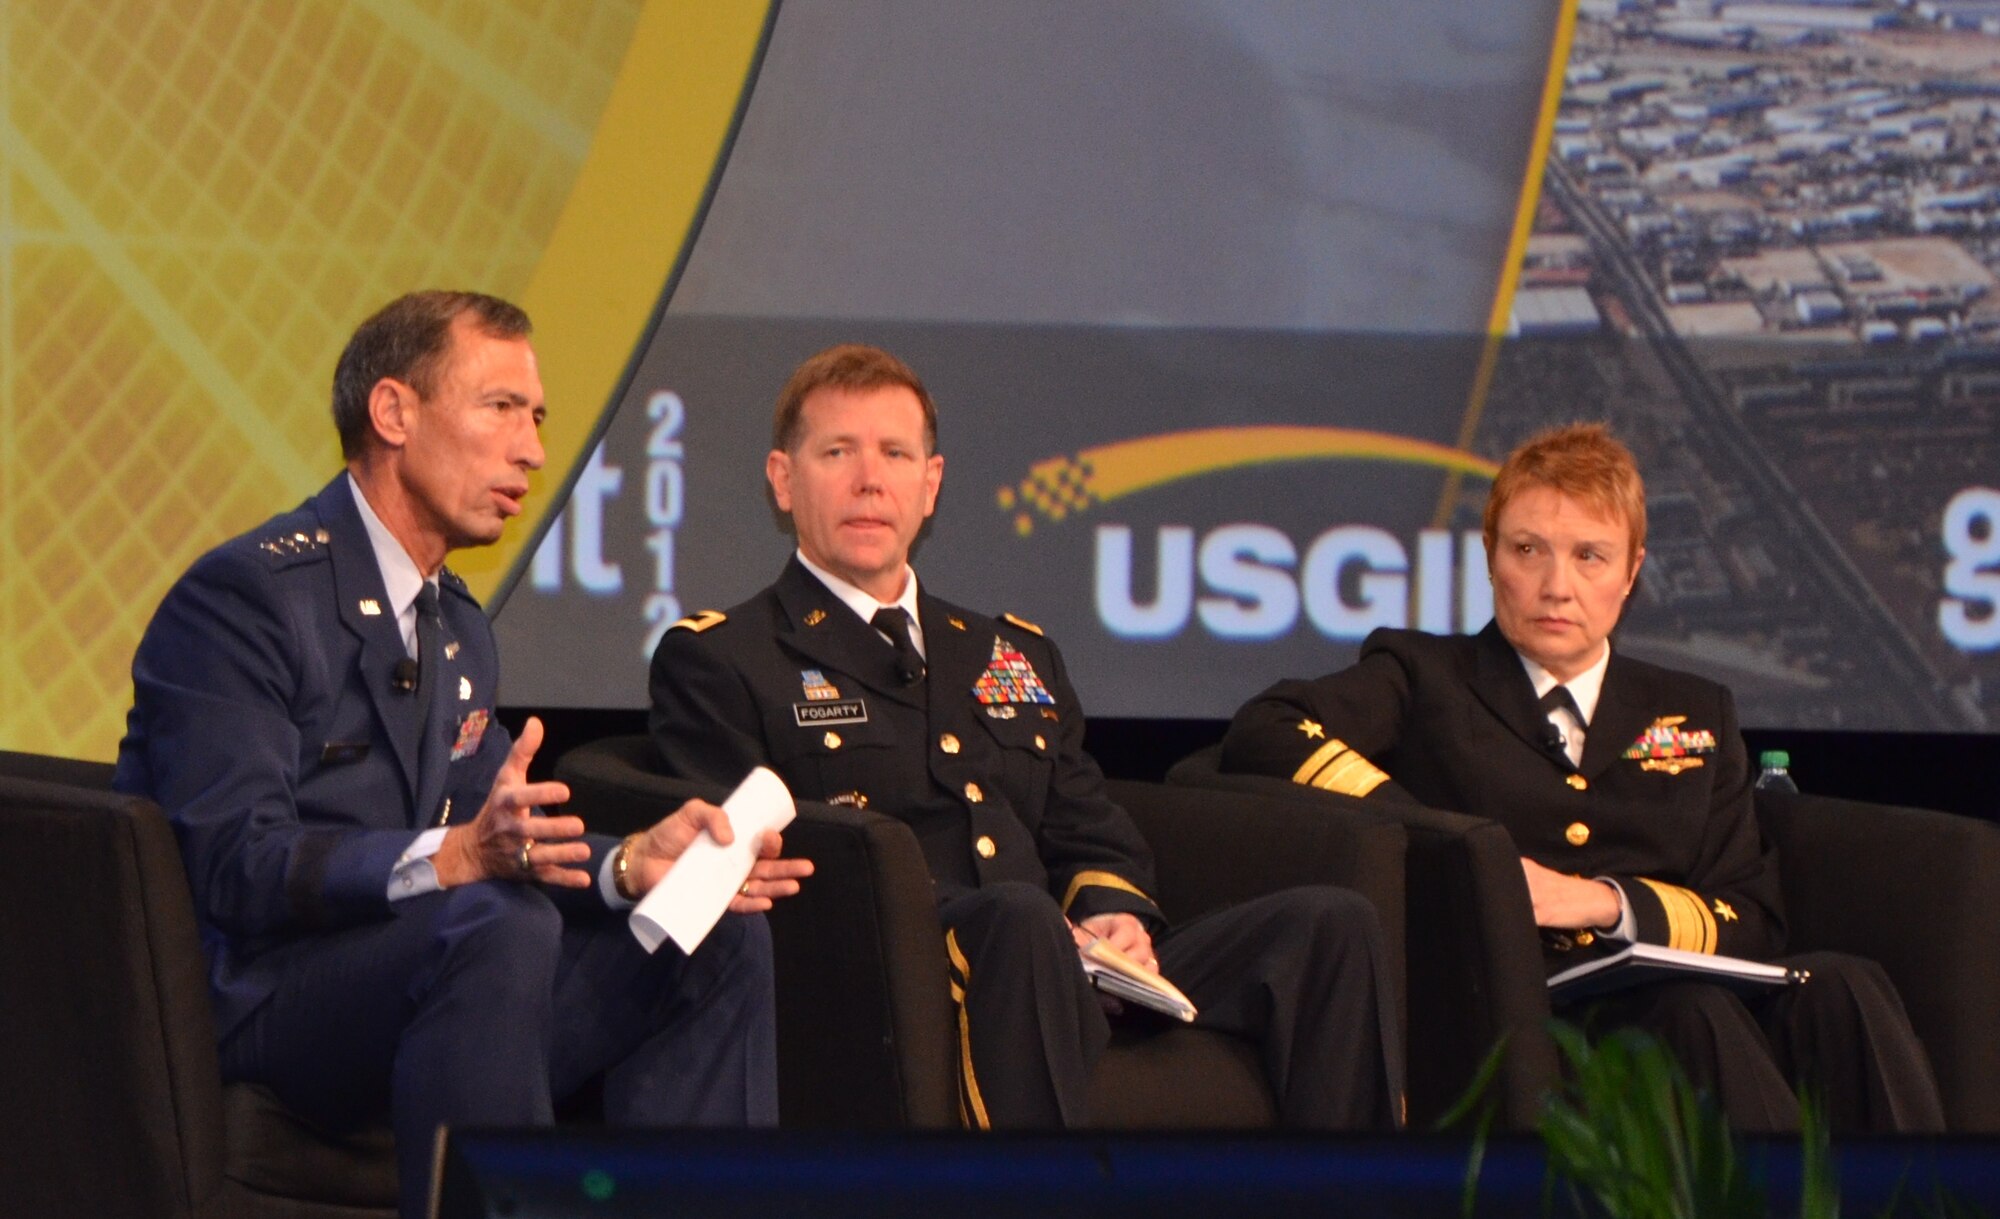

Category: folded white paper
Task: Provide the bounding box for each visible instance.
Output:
[628,767,796,955]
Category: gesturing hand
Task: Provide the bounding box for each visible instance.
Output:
[433,717,584,888]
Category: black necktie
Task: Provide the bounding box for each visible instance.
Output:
[1538,684,1587,729]
[414,582,441,751]
[871,606,925,685]
[1536,684,1586,762]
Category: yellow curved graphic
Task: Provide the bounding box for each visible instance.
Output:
[998,426,1500,536]
[0,0,768,759]
[1436,0,1578,529]
[455,0,774,594]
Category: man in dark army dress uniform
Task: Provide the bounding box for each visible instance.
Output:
[649,344,1401,1130]
[1221,422,1943,1134]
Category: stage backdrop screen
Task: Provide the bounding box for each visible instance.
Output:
[8,0,2000,760]
[495,0,2000,733]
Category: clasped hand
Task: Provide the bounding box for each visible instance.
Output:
[433,717,812,909]
[1070,911,1158,974]
[1519,856,1620,931]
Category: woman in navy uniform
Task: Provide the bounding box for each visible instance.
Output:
[1221,423,1942,1133]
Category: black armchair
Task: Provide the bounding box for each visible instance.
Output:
[1756,789,2000,1132]
[554,735,1409,1130]
[0,751,396,1219]
[1169,743,2000,1133]
[1167,743,1558,1132]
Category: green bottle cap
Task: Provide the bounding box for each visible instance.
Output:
[1759,750,1790,769]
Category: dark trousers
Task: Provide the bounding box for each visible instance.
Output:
[939,881,1401,1131]
[1579,950,1945,1134]
[219,882,779,1219]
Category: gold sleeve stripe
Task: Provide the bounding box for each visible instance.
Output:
[1292,739,1348,784]
[1060,869,1153,915]
[944,929,991,1130]
[1291,738,1391,797]
[1314,751,1392,798]
[1638,878,1717,954]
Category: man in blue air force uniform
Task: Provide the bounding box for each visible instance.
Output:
[649,344,1400,1130]
[116,292,810,1218]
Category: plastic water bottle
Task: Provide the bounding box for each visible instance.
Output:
[1755,750,1799,793]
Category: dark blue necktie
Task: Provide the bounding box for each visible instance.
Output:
[414,582,441,753]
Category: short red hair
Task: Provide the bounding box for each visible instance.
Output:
[1483,423,1646,572]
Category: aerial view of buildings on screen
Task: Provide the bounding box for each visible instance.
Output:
[1492,0,2000,730]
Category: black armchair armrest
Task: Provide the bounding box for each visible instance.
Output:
[1104,778,1408,1032]
[1756,790,2000,1132]
[0,773,228,1218]
[554,736,958,1129]
[1166,744,1557,1132]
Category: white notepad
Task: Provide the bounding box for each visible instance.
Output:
[629,767,796,955]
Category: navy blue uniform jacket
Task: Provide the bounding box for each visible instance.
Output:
[115,476,618,1041]
[1221,622,1783,960]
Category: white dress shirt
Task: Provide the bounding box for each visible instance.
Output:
[1517,644,1634,940]
[795,551,926,659]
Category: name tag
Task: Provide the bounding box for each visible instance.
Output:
[794,699,867,727]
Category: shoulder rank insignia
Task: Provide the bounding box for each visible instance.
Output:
[257,528,330,559]
[1000,611,1044,636]
[439,566,468,592]
[973,635,1055,705]
[1623,715,1717,762]
[670,609,727,634]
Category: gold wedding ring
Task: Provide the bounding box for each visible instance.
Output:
[517,839,535,875]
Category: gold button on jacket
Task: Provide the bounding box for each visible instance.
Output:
[975,834,997,859]
[1565,821,1591,846]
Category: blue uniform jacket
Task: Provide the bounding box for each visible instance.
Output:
[115,476,614,1040]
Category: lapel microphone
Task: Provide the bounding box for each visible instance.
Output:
[1538,722,1567,758]
[1536,686,1582,761]
[391,658,419,693]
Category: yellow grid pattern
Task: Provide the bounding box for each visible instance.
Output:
[2,0,643,758]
